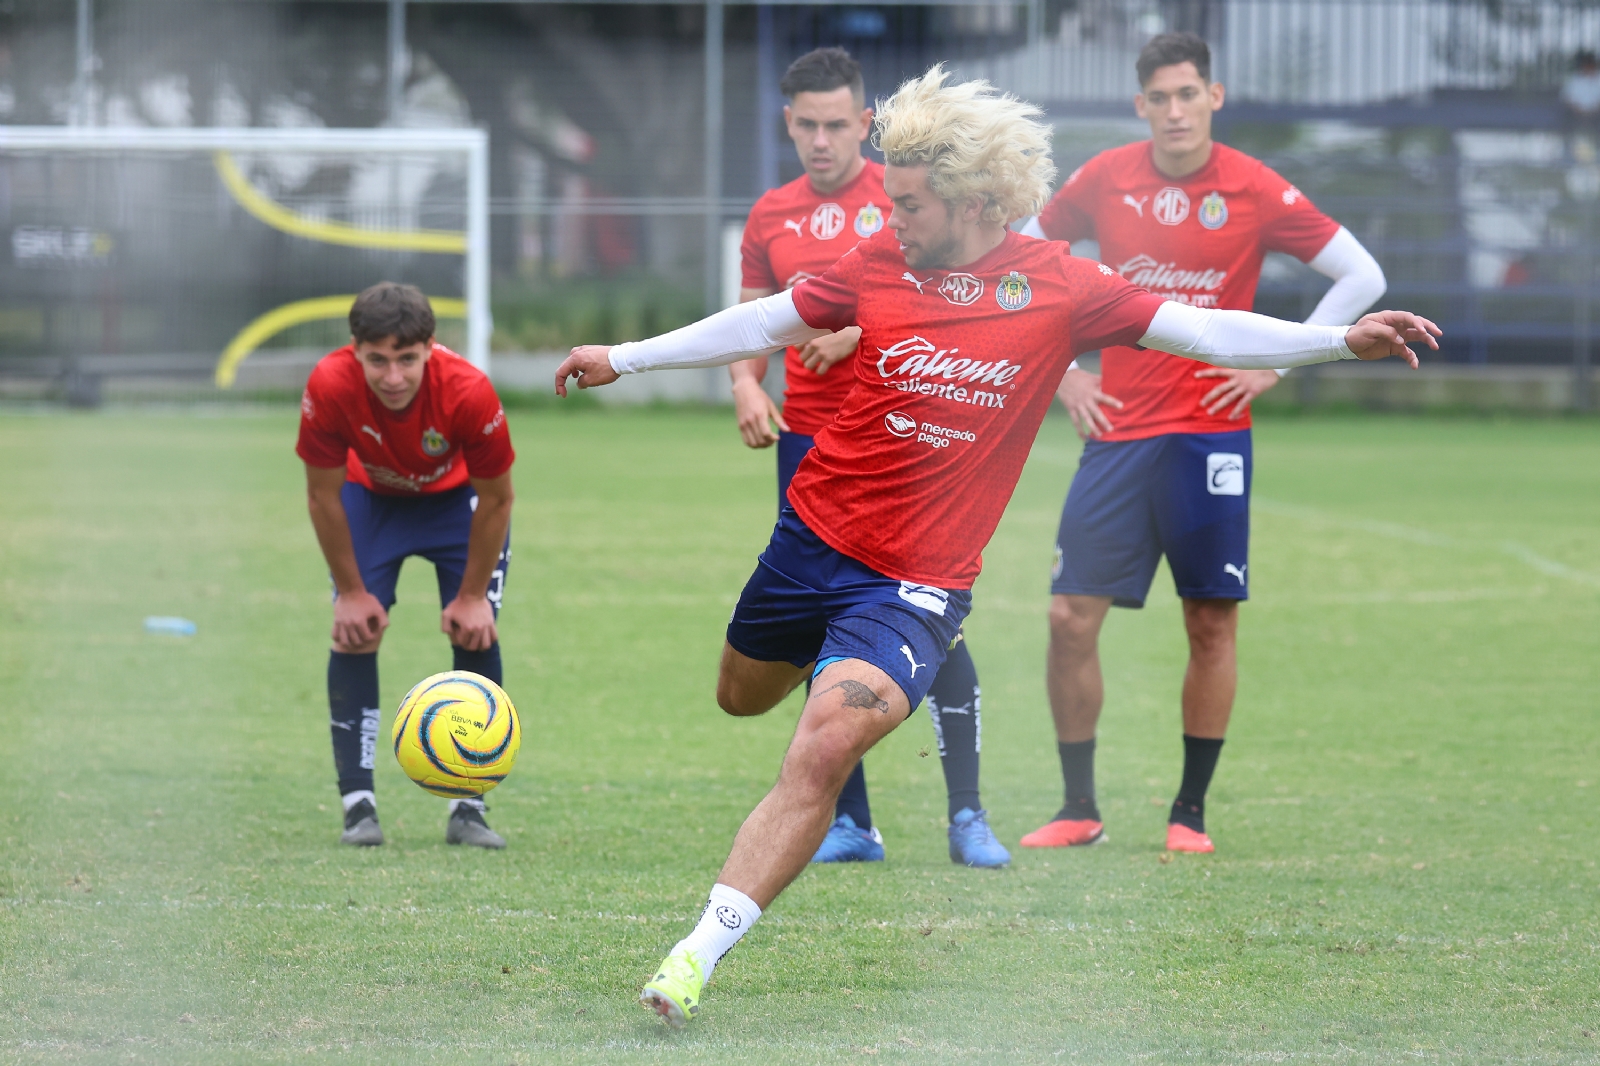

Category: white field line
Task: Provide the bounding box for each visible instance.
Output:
[1254,498,1600,589]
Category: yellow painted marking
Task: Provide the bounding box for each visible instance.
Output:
[212,151,467,253]
[214,295,466,388]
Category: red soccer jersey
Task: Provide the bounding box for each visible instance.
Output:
[295,344,514,495]
[787,228,1166,588]
[1036,141,1340,440]
[741,159,889,435]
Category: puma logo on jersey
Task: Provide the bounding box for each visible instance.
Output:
[902,272,933,293]
[1123,194,1149,217]
[1224,563,1248,585]
[360,425,383,444]
[900,644,927,677]
[782,218,805,237]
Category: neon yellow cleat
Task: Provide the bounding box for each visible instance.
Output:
[640,947,705,1028]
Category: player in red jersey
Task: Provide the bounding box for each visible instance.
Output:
[296,282,515,849]
[554,66,1435,1025]
[1017,33,1388,855]
[733,47,1006,869]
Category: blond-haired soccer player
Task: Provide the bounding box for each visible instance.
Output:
[555,67,1437,1026]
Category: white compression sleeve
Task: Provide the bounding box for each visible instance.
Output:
[1304,226,1387,328]
[607,290,828,375]
[1140,302,1355,370]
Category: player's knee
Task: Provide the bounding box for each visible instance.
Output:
[1183,599,1237,656]
[332,633,383,655]
[783,721,861,795]
[715,676,768,717]
[1049,598,1100,653]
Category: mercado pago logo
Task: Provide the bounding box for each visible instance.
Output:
[1116,253,1228,307]
[874,335,1021,409]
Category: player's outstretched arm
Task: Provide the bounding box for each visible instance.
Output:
[1141,304,1440,371]
[554,291,829,396]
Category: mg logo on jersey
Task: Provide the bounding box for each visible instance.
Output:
[884,410,918,437]
[1152,186,1191,226]
[1116,253,1228,301]
[810,202,846,240]
[938,273,984,306]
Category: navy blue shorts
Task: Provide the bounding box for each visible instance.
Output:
[727,507,970,712]
[776,430,815,510]
[340,481,509,614]
[1051,429,1251,608]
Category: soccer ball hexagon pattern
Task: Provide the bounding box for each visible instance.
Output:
[392,671,520,798]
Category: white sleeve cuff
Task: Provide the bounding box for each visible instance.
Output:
[1140,303,1355,370]
[608,290,828,375]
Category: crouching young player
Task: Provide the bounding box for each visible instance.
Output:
[555,66,1437,1025]
[296,281,515,849]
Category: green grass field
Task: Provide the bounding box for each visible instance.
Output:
[1,407,1597,1064]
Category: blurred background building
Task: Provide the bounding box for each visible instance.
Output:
[3,0,1600,407]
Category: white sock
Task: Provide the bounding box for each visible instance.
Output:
[448,797,485,814]
[341,790,375,813]
[675,883,762,980]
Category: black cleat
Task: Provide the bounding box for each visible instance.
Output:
[446,803,505,849]
[340,798,384,846]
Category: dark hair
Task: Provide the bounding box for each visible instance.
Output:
[779,47,864,106]
[1136,32,1211,86]
[348,281,435,347]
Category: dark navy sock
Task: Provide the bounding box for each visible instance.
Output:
[1055,738,1100,821]
[328,650,381,796]
[834,760,872,830]
[926,637,982,819]
[452,641,503,686]
[1171,734,1225,832]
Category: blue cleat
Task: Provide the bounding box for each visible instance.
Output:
[811,813,885,863]
[948,808,1010,868]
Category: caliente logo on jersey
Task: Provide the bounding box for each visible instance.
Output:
[938,273,984,306]
[810,202,846,240]
[1116,253,1228,306]
[995,271,1032,310]
[855,202,885,237]
[784,269,816,289]
[1199,191,1229,230]
[874,335,1022,408]
[884,410,918,437]
[421,427,450,457]
[1152,186,1191,226]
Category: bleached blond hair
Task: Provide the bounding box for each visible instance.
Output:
[873,64,1056,224]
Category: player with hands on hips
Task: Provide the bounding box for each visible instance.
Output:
[1018,32,1389,855]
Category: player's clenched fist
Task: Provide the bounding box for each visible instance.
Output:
[555,345,620,396]
[1344,311,1441,367]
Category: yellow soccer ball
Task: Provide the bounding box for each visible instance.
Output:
[391,671,520,798]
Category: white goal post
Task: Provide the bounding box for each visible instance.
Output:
[0,125,491,381]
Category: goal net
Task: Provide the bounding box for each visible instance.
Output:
[0,126,488,404]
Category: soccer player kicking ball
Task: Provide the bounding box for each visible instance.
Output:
[554,67,1436,1026]
[297,282,515,849]
[1018,32,1388,856]
[732,46,1006,869]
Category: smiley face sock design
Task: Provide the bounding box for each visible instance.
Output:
[674,883,763,981]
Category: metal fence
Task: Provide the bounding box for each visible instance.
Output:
[4,0,1600,398]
